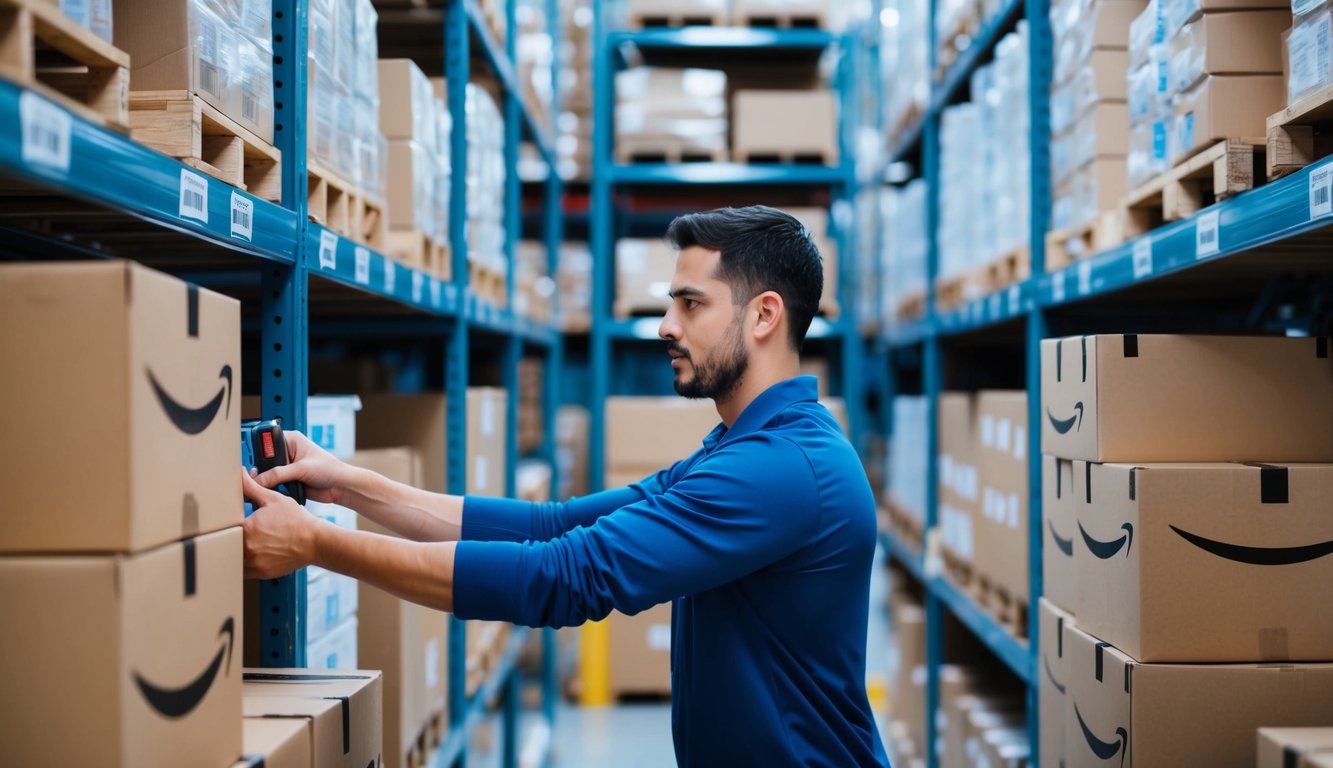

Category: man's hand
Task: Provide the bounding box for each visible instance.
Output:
[242,469,321,579]
[251,430,347,504]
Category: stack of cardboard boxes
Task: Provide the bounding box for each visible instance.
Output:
[556,242,594,333]
[1039,333,1333,768]
[308,0,383,190]
[380,59,450,276]
[554,0,593,181]
[0,261,245,765]
[881,0,930,143]
[1287,0,1333,110]
[615,67,730,162]
[886,394,929,551]
[465,84,509,306]
[881,180,929,323]
[514,242,557,325]
[239,669,383,767]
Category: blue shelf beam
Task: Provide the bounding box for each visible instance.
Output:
[608,27,836,50]
[609,162,845,185]
[432,628,532,768]
[931,577,1033,682]
[463,0,556,162]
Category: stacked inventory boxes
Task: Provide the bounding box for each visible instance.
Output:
[1288,0,1333,109]
[1039,333,1333,768]
[881,180,929,322]
[241,669,384,768]
[887,394,929,551]
[466,85,509,306]
[881,0,930,142]
[615,67,729,162]
[0,261,244,766]
[380,59,449,276]
[308,0,382,185]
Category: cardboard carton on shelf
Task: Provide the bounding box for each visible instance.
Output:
[230,716,311,768]
[609,602,673,698]
[0,261,242,553]
[357,393,449,493]
[1257,728,1333,768]
[242,668,384,768]
[732,90,839,163]
[937,392,980,574]
[466,387,509,496]
[605,397,720,478]
[1170,74,1285,163]
[1040,334,1333,462]
[973,390,1029,606]
[1039,599,1076,768]
[0,527,243,767]
[1042,454,1079,613]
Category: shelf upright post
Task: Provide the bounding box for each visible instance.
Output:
[259,0,311,669]
[501,1,522,760]
[837,33,867,460]
[588,0,612,496]
[445,0,473,761]
[1025,0,1053,756]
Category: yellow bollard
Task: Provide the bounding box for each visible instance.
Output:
[579,617,612,707]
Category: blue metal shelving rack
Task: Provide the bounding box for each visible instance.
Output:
[0,0,564,764]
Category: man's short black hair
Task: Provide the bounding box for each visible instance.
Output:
[664,205,824,351]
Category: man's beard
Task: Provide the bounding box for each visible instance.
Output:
[672,316,749,402]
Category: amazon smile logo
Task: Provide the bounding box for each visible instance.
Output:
[1170,526,1333,566]
[1048,402,1084,434]
[134,617,234,718]
[1075,702,1127,766]
[1043,653,1066,695]
[1050,520,1074,556]
[147,364,233,435]
[1080,522,1134,559]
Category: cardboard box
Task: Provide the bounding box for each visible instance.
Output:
[556,405,591,499]
[1054,0,1147,86]
[1064,623,1333,768]
[232,716,311,768]
[605,397,720,476]
[974,390,1029,602]
[114,0,228,112]
[386,139,435,239]
[1164,0,1289,34]
[467,387,508,496]
[1075,461,1333,662]
[0,527,243,767]
[307,395,363,461]
[0,261,241,553]
[358,394,448,493]
[1040,599,1076,768]
[1258,728,1333,768]
[242,668,383,768]
[613,238,676,318]
[1169,10,1289,95]
[938,393,980,568]
[1288,10,1331,106]
[890,594,928,749]
[1042,455,1079,613]
[1040,334,1333,462]
[609,602,673,697]
[963,708,1025,766]
[732,90,839,162]
[1171,75,1285,163]
[378,59,436,148]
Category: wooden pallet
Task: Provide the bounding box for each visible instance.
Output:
[734,147,836,165]
[470,260,507,306]
[1119,138,1265,241]
[895,290,927,321]
[978,246,1031,293]
[976,574,1029,641]
[615,138,728,164]
[386,227,450,278]
[732,5,826,28]
[1267,84,1333,181]
[885,496,925,555]
[934,269,986,313]
[627,8,728,27]
[940,549,975,596]
[308,161,387,250]
[129,91,280,201]
[0,0,129,131]
[1045,209,1127,272]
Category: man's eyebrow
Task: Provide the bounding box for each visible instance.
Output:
[668,286,707,300]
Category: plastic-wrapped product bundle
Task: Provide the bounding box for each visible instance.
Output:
[1289,8,1333,105]
[233,35,274,142]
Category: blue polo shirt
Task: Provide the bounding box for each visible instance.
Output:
[454,376,889,767]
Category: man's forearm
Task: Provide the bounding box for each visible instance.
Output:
[311,521,456,612]
[338,466,465,542]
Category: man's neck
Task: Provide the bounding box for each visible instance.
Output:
[715,358,801,427]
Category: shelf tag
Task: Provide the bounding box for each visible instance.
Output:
[354,246,370,285]
[19,92,71,173]
[229,191,252,241]
[988,292,1001,319]
[318,230,338,269]
[1052,272,1067,303]
[429,278,442,308]
[412,270,424,303]
[1195,210,1220,258]
[178,169,209,223]
[1311,164,1333,219]
[383,259,397,294]
[1132,237,1153,279]
[922,527,943,580]
[1077,260,1092,295]
[1007,284,1020,315]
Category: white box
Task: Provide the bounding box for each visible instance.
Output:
[307,395,363,459]
[306,571,359,641]
[306,616,358,669]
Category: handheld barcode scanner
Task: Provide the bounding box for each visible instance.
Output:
[242,418,307,505]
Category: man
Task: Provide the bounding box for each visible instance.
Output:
[242,205,890,767]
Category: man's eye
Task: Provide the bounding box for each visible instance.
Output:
[684,299,700,310]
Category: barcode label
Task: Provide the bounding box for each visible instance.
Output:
[20,92,71,173]
[199,65,220,99]
[178,169,208,223]
[1077,260,1092,295]
[1052,273,1067,303]
[229,191,252,241]
[242,93,257,123]
[1132,237,1153,279]
[1195,210,1220,258]
[1310,165,1333,219]
[319,230,338,269]
[354,246,370,285]
[383,259,397,293]
[429,278,442,307]
[412,270,425,303]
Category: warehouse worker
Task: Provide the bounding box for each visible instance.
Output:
[242,205,890,767]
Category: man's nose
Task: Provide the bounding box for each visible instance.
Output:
[659,307,680,340]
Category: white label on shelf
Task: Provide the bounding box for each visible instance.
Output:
[1132,237,1153,279]
[383,259,397,293]
[1052,273,1067,303]
[412,270,425,303]
[19,92,71,173]
[319,229,338,269]
[647,624,672,652]
[1311,164,1333,219]
[1196,210,1220,258]
[1077,260,1092,295]
[922,527,943,579]
[1007,284,1020,315]
[229,191,252,241]
[178,169,208,223]
[988,292,1001,318]
[429,278,442,308]
[353,246,370,285]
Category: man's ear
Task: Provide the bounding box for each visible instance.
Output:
[751,291,785,342]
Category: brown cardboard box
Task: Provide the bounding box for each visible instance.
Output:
[1171,10,1289,95]
[0,527,243,767]
[556,405,591,499]
[938,393,980,568]
[1089,0,1149,48]
[963,708,1025,766]
[1042,455,1079,613]
[1040,334,1333,462]
[113,0,227,112]
[1171,75,1286,163]
[1085,48,1133,101]
[1064,623,1333,768]
[1075,461,1333,662]
[974,391,1029,603]
[1039,599,1076,768]
[232,717,311,768]
[467,387,508,496]
[0,261,241,553]
[378,59,433,143]
[613,238,676,318]
[1075,100,1131,157]
[1173,0,1289,29]
[1066,156,1131,212]
[386,139,432,240]
[890,595,928,748]
[1258,728,1333,768]
[242,669,384,768]
[605,397,720,475]
[358,394,448,493]
[609,601,673,697]
[732,90,838,162]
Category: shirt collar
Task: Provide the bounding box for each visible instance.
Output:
[701,375,819,452]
